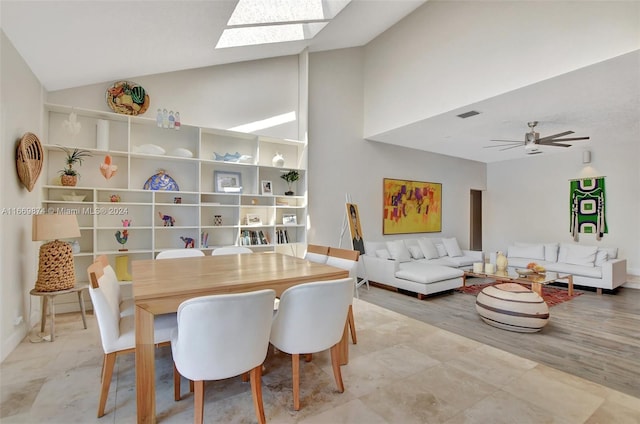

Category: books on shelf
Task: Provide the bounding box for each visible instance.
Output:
[239,229,270,246]
[276,228,291,244]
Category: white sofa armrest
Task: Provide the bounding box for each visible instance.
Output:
[601,258,627,286]
[362,255,399,284]
[462,250,484,262]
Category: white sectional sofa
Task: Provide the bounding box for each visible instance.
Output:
[490,242,627,293]
[360,237,483,299]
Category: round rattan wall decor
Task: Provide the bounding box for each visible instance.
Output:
[106,80,150,115]
[16,132,43,192]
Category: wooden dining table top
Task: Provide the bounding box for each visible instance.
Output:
[132,252,349,313]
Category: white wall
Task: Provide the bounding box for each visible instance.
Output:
[1,31,44,361]
[48,56,301,140]
[484,141,640,274]
[308,48,486,249]
[363,1,640,138]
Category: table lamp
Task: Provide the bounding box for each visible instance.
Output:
[32,214,81,292]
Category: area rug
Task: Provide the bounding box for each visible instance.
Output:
[456,282,582,307]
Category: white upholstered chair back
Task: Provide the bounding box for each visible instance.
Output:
[211,246,253,255]
[270,278,353,355]
[156,249,205,259]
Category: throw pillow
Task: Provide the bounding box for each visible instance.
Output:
[418,238,439,259]
[386,240,412,262]
[594,250,608,266]
[563,244,598,267]
[442,237,463,257]
[435,243,447,257]
[408,245,425,259]
[375,249,390,260]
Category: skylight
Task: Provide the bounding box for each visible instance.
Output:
[216,0,351,49]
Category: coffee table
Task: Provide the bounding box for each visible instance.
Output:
[463,268,574,297]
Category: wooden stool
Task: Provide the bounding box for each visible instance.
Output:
[30,284,89,341]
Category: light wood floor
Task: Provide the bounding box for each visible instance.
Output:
[358,278,640,399]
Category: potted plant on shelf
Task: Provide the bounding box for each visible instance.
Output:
[58,147,92,186]
[280,170,299,196]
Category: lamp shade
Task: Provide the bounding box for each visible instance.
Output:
[32,214,80,241]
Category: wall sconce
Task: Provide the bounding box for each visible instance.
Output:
[582,150,591,164]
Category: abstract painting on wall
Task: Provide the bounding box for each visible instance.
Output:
[383,178,442,234]
[570,177,607,241]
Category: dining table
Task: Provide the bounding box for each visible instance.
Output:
[132,252,350,424]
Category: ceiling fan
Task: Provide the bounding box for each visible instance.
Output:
[485,121,590,154]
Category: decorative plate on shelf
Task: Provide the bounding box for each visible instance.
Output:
[106,80,150,115]
[143,170,179,191]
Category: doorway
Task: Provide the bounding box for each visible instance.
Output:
[470,189,482,251]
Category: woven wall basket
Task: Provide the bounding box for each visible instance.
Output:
[16,132,43,192]
[35,240,76,292]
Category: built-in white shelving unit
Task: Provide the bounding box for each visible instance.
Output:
[42,103,307,285]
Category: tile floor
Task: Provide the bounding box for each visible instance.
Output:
[1,299,639,423]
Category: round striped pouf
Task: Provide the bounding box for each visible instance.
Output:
[475,283,549,332]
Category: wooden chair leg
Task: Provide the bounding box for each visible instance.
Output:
[173,363,181,401]
[194,380,205,424]
[304,353,312,362]
[292,353,300,410]
[98,352,116,418]
[330,344,344,393]
[348,305,357,344]
[242,372,250,382]
[250,365,266,424]
[190,380,194,393]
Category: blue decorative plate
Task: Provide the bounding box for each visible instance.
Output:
[143,170,179,191]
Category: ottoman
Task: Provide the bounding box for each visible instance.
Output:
[475,283,549,332]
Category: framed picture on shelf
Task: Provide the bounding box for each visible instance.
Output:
[282,214,297,225]
[245,214,262,226]
[261,180,273,195]
[214,171,242,193]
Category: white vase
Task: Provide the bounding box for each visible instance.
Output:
[496,251,508,271]
[272,152,285,168]
[96,119,109,150]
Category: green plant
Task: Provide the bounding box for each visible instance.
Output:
[280,169,300,193]
[58,146,92,177]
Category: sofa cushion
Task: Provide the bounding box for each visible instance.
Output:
[435,243,447,257]
[444,255,477,267]
[508,244,545,261]
[408,245,424,259]
[594,250,608,266]
[396,262,463,284]
[375,249,390,260]
[558,244,597,267]
[386,240,411,263]
[418,238,439,259]
[544,262,602,278]
[598,247,618,260]
[364,241,387,256]
[442,237,463,257]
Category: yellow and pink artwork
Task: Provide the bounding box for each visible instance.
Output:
[383,178,442,234]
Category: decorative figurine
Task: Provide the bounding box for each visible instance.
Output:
[158,212,175,226]
[110,194,121,202]
[100,155,118,180]
[180,236,195,248]
[168,111,175,129]
[201,232,208,248]
[162,108,169,128]
[174,112,181,130]
[156,108,163,127]
[122,219,132,227]
[115,229,129,251]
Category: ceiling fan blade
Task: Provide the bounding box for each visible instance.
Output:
[490,139,522,143]
[527,151,543,155]
[541,142,571,148]
[539,136,590,143]
[537,131,574,142]
[484,144,517,149]
[500,144,523,151]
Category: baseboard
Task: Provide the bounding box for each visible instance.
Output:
[623,274,640,290]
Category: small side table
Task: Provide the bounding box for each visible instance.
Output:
[30,283,89,341]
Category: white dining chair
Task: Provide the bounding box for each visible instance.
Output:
[304,244,329,264]
[156,249,205,259]
[87,260,177,418]
[211,246,253,255]
[269,277,353,411]
[326,247,360,344]
[171,289,276,424]
[95,255,133,317]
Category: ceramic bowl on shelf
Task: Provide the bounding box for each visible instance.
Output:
[515,268,534,276]
[62,194,86,202]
